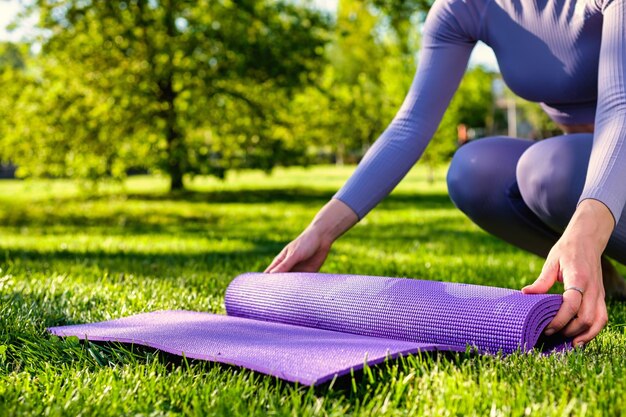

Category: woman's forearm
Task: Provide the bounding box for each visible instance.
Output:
[566,199,615,253]
[308,198,359,246]
[264,198,358,273]
[523,198,613,346]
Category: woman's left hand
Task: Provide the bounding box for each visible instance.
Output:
[521,199,614,347]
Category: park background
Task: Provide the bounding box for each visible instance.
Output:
[0,0,624,416]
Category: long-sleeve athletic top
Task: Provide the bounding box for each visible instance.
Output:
[333,0,626,225]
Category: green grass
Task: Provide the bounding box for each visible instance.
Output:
[0,165,624,416]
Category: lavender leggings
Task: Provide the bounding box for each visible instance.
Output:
[446,134,626,264]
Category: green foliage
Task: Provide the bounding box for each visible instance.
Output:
[285,0,492,169]
[516,99,563,139]
[421,66,496,169]
[287,0,422,164]
[0,43,27,165]
[1,0,330,188]
[1,168,625,415]
[1,0,500,189]
[0,42,26,70]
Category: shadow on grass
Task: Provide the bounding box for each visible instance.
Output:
[126,188,339,204]
[123,187,454,207]
[0,246,277,279]
[0,223,522,287]
[0,221,519,282]
[0,184,526,291]
[0,184,523,268]
[0,188,455,230]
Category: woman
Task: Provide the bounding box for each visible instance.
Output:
[265,0,626,347]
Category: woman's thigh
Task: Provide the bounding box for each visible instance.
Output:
[447,135,561,258]
[516,133,626,264]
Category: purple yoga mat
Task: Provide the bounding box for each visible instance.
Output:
[49,272,568,385]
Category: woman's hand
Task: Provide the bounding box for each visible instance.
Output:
[264,227,332,273]
[522,199,615,347]
[264,198,359,273]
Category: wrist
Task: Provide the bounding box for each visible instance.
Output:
[563,199,615,252]
[309,198,359,245]
[305,225,335,250]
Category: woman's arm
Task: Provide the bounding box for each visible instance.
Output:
[332,0,482,219]
[264,199,358,273]
[576,0,626,223]
[523,0,626,346]
[522,199,613,347]
[265,0,484,272]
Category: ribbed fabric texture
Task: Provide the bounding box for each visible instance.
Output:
[578,0,626,223]
[334,0,626,224]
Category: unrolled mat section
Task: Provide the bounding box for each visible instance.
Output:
[49,272,568,385]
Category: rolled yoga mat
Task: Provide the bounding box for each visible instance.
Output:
[48,272,569,385]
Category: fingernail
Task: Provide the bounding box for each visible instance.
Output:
[544,328,555,336]
[574,341,585,349]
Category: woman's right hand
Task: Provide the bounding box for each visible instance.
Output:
[264,227,332,273]
[264,198,359,273]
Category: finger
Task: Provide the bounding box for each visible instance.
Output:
[291,249,330,273]
[290,261,320,273]
[264,249,287,273]
[544,288,583,335]
[268,249,300,273]
[561,294,595,338]
[572,302,608,347]
[266,246,291,273]
[522,259,559,294]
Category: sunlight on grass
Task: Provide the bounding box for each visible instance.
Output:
[1,165,624,416]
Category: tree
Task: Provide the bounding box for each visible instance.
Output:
[286,0,425,164]
[2,0,330,189]
[0,42,26,70]
[0,42,28,168]
[287,0,493,175]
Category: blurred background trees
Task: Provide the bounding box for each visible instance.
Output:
[2,0,331,190]
[0,0,549,190]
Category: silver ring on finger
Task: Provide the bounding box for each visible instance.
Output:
[563,286,585,296]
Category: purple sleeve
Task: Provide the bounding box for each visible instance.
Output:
[332,0,481,220]
[578,0,626,224]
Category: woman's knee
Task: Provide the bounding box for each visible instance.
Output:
[516,134,593,230]
[447,136,532,217]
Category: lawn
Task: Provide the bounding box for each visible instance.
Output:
[0,165,624,416]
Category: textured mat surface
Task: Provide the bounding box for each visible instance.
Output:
[49,310,449,385]
[49,272,567,385]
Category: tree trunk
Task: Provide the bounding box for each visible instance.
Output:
[428,165,435,184]
[336,143,345,165]
[167,128,184,191]
[159,76,184,191]
[162,0,184,192]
